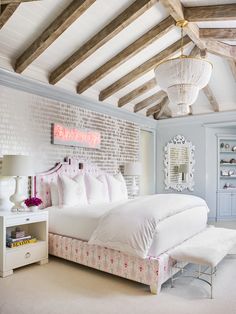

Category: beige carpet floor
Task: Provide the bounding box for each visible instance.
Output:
[0,256,236,314]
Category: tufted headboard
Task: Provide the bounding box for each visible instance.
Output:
[33,157,104,208]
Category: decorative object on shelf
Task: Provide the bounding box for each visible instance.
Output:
[24,197,42,211]
[124,162,142,197]
[224,143,230,150]
[232,146,236,152]
[220,143,225,149]
[223,183,236,189]
[164,135,195,191]
[1,155,34,212]
[228,170,235,176]
[221,170,228,176]
[154,20,212,116]
[230,158,236,164]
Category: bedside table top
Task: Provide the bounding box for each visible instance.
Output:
[0,210,48,218]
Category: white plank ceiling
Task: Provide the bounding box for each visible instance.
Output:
[0,0,236,119]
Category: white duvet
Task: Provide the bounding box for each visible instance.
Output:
[89,194,209,258]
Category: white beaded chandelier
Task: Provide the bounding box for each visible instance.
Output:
[154,20,212,116]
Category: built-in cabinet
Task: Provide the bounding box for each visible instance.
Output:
[217,135,236,220]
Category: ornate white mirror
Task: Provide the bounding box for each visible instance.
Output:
[164,135,195,191]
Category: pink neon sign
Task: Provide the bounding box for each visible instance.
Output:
[52,124,101,149]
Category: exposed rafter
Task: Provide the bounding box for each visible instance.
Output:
[206,41,236,60]
[203,85,220,112]
[0,0,39,3]
[15,0,96,73]
[0,3,19,29]
[99,36,191,101]
[154,97,169,120]
[189,45,207,58]
[77,16,174,94]
[49,0,156,85]
[118,78,157,108]
[159,0,205,50]
[228,60,236,81]
[200,28,236,41]
[184,4,236,22]
[146,96,168,117]
[134,90,166,113]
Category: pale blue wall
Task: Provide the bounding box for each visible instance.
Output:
[156,113,236,220]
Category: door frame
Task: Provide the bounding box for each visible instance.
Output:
[140,127,157,194]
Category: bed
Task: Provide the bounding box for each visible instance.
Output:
[34,157,209,294]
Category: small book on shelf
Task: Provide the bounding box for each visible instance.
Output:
[6,235,31,243]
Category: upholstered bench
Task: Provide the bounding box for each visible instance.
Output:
[168,227,236,298]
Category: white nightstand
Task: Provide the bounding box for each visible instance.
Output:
[0,210,48,277]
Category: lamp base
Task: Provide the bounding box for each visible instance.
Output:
[130,177,139,198]
[10,177,26,212]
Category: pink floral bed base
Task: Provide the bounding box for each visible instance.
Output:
[49,233,174,294]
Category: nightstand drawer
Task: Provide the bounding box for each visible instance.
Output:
[5,212,48,227]
[5,242,47,271]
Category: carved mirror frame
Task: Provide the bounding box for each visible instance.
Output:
[164,135,195,191]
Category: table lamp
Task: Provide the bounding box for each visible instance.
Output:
[124,162,142,197]
[1,155,34,211]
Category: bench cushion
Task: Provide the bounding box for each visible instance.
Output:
[168,226,236,267]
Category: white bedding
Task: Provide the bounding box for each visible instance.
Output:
[48,195,208,257]
[48,201,128,241]
[89,194,208,258]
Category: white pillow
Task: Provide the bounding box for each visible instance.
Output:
[85,174,109,204]
[59,174,87,206]
[50,182,59,206]
[106,173,128,202]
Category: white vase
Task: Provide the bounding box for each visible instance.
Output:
[29,206,38,212]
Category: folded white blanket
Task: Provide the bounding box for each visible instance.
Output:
[89,194,209,258]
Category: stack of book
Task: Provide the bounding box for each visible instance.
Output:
[6,228,37,248]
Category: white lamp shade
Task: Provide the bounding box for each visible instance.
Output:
[124,162,142,176]
[1,155,34,176]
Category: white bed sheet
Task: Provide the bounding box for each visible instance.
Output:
[48,203,208,257]
[48,201,127,241]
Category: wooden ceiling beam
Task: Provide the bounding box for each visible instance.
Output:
[184,4,236,22]
[99,36,191,101]
[159,0,205,50]
[49,0,156,85]
[228,60,236,81]
[200,28,236,41]
[206,41,236,60]
[15,0,96,73]
[147,96,169,117]
[134,90,166,113]
[203,85,220,112]
[189,44,207,58]
[163,106,172,118]
[1,0,39,3]
[77,16,174,94]
[154,97,169,120]
[0,3,19,29]
[118,78,157,108]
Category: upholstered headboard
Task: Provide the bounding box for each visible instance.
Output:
[33,157,104,208]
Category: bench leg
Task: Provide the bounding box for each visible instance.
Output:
[210,267,214,299]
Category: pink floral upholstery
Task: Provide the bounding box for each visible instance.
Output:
[49,233,174,292]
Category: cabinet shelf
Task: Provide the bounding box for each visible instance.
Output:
[220,176,236,179]
[220,163,236,166]
[220,151,236,154]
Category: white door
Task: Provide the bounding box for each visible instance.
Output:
[140,130,155,195]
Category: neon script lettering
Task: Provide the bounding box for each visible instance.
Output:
[53,124,101,148]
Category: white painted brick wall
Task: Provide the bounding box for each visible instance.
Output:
[0,86,140,194]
